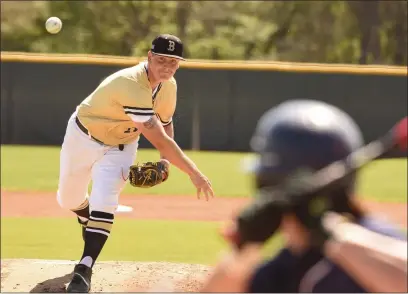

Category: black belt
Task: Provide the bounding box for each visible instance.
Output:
[75,116,124,151]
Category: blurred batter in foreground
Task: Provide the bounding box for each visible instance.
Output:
[201,100,407,293]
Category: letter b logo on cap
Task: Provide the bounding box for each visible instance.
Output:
[167,40,175,52]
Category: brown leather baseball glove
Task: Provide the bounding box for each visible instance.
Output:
[128,161,169,188]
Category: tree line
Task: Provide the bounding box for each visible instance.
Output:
[1,1,407,65]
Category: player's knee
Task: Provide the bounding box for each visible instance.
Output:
[88,189,120,215]
[56,189,85,210]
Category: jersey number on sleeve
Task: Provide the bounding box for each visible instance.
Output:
[124,127,138,133]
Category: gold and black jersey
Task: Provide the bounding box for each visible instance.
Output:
[77,61,177,146]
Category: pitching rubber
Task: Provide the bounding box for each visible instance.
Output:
[116,204,133,213]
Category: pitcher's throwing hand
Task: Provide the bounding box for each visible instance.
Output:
[190,172,214,201]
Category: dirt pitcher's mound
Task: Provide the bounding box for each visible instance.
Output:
[1,259,212,293]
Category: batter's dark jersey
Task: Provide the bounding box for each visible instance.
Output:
[249,216,407,293]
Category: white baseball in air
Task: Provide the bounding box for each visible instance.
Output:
[45,16,62,34]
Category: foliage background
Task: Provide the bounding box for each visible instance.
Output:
[1,1,407,65]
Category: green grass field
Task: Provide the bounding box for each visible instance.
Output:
[1,145,406,264]
[1,145,407,201]
[1,145,252,197]
[1,218,283,265]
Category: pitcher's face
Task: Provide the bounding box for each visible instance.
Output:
[149,52,180,80]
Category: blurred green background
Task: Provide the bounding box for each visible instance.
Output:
[1,1,407,65]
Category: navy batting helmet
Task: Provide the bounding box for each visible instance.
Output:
[247,99,364,214]
[235,100,366,245]
[249,100,363,185]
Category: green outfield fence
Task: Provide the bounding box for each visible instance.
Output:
[1,52,407,156]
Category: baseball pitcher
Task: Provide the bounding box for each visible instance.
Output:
[56,34,214,293]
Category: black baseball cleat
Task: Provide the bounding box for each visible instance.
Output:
[66,264,92,293]
[77,217,87,241]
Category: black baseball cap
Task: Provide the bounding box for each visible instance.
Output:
[151,34,185,60]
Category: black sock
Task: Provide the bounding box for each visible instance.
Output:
[71,199,90,222]
[80,210,114,267]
